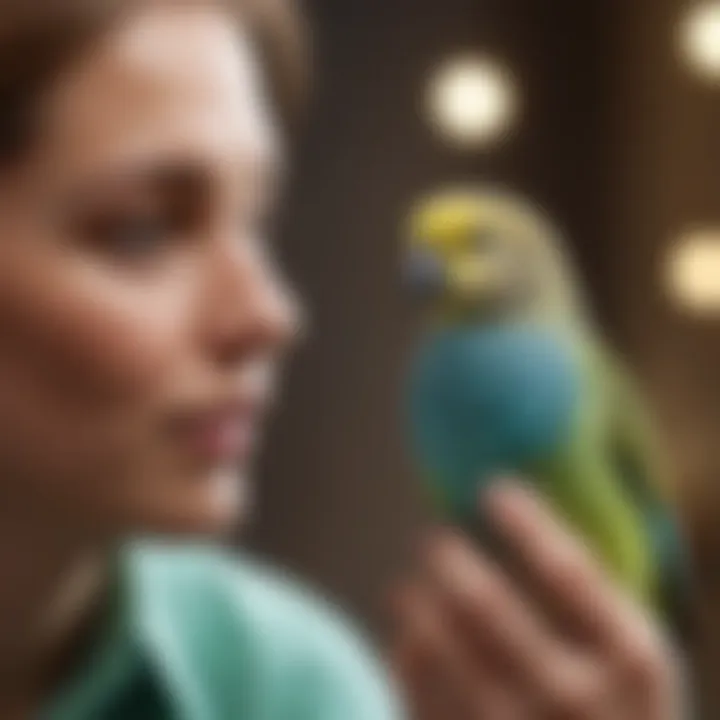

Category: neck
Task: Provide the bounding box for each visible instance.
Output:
[0,509,111,698]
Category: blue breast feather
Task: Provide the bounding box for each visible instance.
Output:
[407,324,581,517]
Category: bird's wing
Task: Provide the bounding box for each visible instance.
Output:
[593,345,691,633]
[592,345,675,505]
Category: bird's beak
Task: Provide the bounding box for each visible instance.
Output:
[403,246,446,300]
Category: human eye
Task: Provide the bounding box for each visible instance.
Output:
[90,210,176,260]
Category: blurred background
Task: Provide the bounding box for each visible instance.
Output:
[247,0,720,682]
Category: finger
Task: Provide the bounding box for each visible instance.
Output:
[484,481,654,647]
[485,482,680,712]
[391,633,455,720]
[390,581,522,720]
[390,582,484,720]
[414,540,625,719]
[422,529,580,705]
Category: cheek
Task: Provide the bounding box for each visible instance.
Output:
[0,252,194,433]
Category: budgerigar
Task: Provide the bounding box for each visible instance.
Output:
[403,186,688,627]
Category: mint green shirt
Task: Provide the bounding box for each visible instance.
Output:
[44,542,404,720]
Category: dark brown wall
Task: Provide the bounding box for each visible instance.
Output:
[608,0,720,557]
[247,0,720,636]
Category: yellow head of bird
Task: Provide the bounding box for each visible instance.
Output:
[403,187,581,322]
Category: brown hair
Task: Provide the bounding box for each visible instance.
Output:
[0,0,308,165]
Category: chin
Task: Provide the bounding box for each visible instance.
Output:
[131,466,252,540]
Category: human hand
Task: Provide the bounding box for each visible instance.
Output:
[389,482,686,719]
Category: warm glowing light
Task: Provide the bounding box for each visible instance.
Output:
[679,2,720,81]
[667,230,720,313]
[427,57,518,148]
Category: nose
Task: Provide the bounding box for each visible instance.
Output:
[202,241,305,366]
[403,247,445,300]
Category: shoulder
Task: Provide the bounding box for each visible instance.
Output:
[124,541,405,720]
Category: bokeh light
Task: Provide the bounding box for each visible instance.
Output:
[679,2,720,81]
[667,229,720,313]
[426,56,518,148]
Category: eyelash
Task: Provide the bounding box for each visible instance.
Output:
[78,200,275,264]
[88,211,178,260]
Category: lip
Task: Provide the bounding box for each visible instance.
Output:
[170,397,267,463]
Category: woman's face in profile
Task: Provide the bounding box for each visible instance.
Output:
[0,4,299,537]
